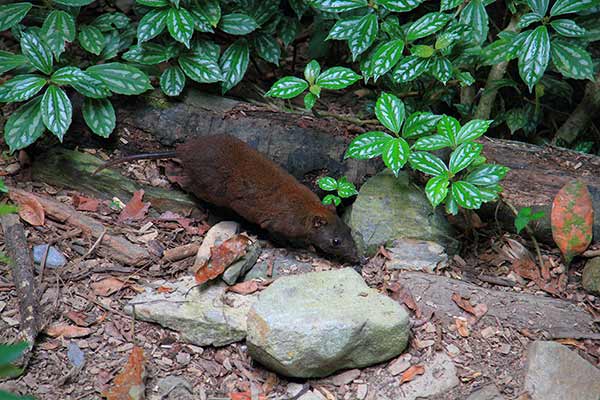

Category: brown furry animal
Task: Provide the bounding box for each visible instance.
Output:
[95,134,359,263]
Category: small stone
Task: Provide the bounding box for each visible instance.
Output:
[286,383,305,397]
[466,384,505,400]
[299,391,326,400]
[446,344,460,356]
[388,356,411,376]
[498,344,511,355]
[222,243,262,285]
[582,257,600,295]
[385,239,448,272]
[356,384,368,400]
[424,322,436,333]
[331,369,361,386]
[33,244,67,269]
[176,352,191,365]
[480,326,496,339]
[156,376,193,400]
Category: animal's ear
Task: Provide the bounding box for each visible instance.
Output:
[312,215,328,229]
[324,203,337,213]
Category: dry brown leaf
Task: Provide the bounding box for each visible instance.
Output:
[72,195,100,212]
[195,235,251,284]
[386,282,421,319]
[118,190,150,222]
[556,338,586,350]
[156,286,175,294]
[102,346,146,400]
[229,393,267,400]
[65,310,92,327]
[45,323,92,338]
[91,277,127,297]
[228,280,260,295]
[9,190,45,226]
[455,317,470,337]
[399,365,425,385]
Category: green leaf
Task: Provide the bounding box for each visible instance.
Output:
[254,34,280,65]
[219,39,249,93]
[382,137,410,176]
[41,85,72,140]
[449,142,483,174]
[310,0,368,12]
[451,181,483,209]
[518,26,550,91]
[250,1,279,25]
[304,92,317,109]
[82,97,115,138]
[412,134,452,150]
[379,0,424,12]
[78,25,105,55]
[437,115,460,146]
[441,0,463,11]
[304,60,321,85]
[504,107,528,133]
[327,17,362,40]
[402,112,442,138]
[375,92,405,134]
[425,175,449,207]
[456,71,475,87]
[0,2,32,31]
[4,96,44,153]
[431,57,453,84]
[517,13,543,29]
[381,16,403,38]
[178,54,222,83]
[526,0,549,16]
[348,13,378,60]
[265,76,307,99]
[193,0,220,27]
[464,163,509,186]
[478,184,502,202]
[167,7,195,47]
[0,342,28,366]
[316,67,360,89]
[290,0,308,17]
[445,192,459,215]
[219,13,257,35]
[322,194,341,206]
[392,56,430,83]
[160,65,185,96]
[42,11,76,58]
[409,151,448,175]
[550,41,594,80]
[0,75,46,103]
[318,176,338,191]
[411,45,434,58]
[52,67,111,98]
[514,207,532,233]
[337,177,358,197]
[53,0,95,5]
[122,43,170,65]
[459,0,488,44]
[100,30,122,60]
[280,17,299,47]
[92,12,130,31]
[137,0,169,6]
[137,9,168,43]
[189,6,214,32]
[550,19,586,37]
[455,119,492,144]
[190,39,219,60]
[0,51,27,75]
[87,63,152,95]
[345,131,393,159]
[371,39,404,81]
[406,12,451,42]
[550,0,597,15]
[20,31,53,75]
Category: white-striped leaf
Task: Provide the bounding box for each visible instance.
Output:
[437,115,459,146]
[550,0,597,15]
[137,9,168,43]
[379,0,424,12]
[178,54,222,83]
[52,67,111,98]
[323,194,341,206]
[371,39,404,81]
[459,0,488,44]
[445,192,458,215]
[304,92,317,110]
[122,43,170,65]
[92,12,130,31]
[551,19,586,37]
[348,13,378,60]
[526,0,549,16]
[327,17,362,40]
[392,56,430,83]
[190,39,219,60]
[517,12,543,29]
[406,12,451,41]
[318,177,338,191]
[449,142,482,174]
[518,26,550,91]
[167,7,194,47]
[0,75,46,103]
[188,6,214,32]
[41,85,72,140]
[310,0,368,12]
[192,0,220,27]
[382,137,410,176]
[412,134,452,150]
[290,0,308,17]
[53,0,95,5]
[280,17,299,47]
[87,63,152,95]
[160,65,186,96]
[425,175,449,207]
[219,13,257,35]
[21,31,53,75]
[337,177,358,197]
[464,164,509,186]
[82,97,115,138]
[136,0,169,7]
[0,51,27,74]
[403,112,442,138]
[456,71,475,86]
[254,34,280,65]
[4,96,45,153]
[451,181,483,209]
[265,76,308,98]
[219,39,249,93]
[316,67,360,89]
[409,151,448,175]
[456,119,492,144]
[441,0,463,11]
[550,41,594,80]
[78,25,104,55]
[375,92,404,134]
[345,131,393,159]
[477,184,502,202]
[0,2,32,31]
[431,57,453,84]
[42,11,76,58]
[304,60,321,85]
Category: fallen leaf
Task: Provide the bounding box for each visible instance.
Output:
[65,311,93,327]
[195,235,252,284]
[9,190,45,226]
[73,195,100,212]
[91,277,127,297]
[455,317,470,337]
[102,346,146,400]
[399,365,425,385]
[45,323,92,338]
[386,282,421,318]
[451,293,476,315]
[158,211,209,235]
[556,338,586,350]
[156,286,175,294]
[118,190,150,222]
[229,392,266,400]
[228,280,260,295]
[551,180,594,263]
[512,256,541,282]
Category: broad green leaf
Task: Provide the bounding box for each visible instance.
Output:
[403,112,442,138]
[167,7,195,47]
[348,13,378,60]
[219,39,249,93]
[0,2,32,31]
[515,207,532,233]
[379,0,424,12]
[318,176,338,191]
[445,192,458,215]
[100,30,121,60]
[327,17,362,40]
[409,151,448,175]
[0,75,46,103]
[382,137,410,176]
[122,43,170,65]
[190,39,219,60]
[92,12,130,31]
[504,107,528,133]
[290,0,309,17]
[435,34,453,50]
[452,181,483,209]
[254,34,280,65]
[456,119,492,144]
[380,16,403,38]
[411,45,434,58]
[431,57,453,84]
[0,51,27,74]
[53,0,95,5]
[21,32,53,75]
[412,134,452,150]
[87,63,152,95]
[518,26,550,91]
[136,0,169,6]
[160,65,185,96]
[551,19,586,37]
[478,184,502,202]
[219,13,257,35]
[193,0,220,27]
[456,71,475,87]
[375,92,405,134]
[310,0,368,12]
[406,12,451,42]
[189,6,214,32]
[41,85,72,140]
[304,92,317,109]
[517,12,543,29]
[337,177,358,197]
[250,1,279,25]
[4,96,45,153]
[304,60,321,84]
[481,38,516,65]
[550,0,597,15]
[178,54,222,83]
[82,97,115,138]
[371,39,404,81]
[526,0,549,16]
[137,9,168,43]
[322,194,341,206]
[265,76,308,98]
[437,115,460,146]
[425,175,449,207]
[449,142,483,174]
[0,342,29,366]
[316,67,360,89]
[42,11,76,58]
[52,67,111,98]
[464,164,509,186]
[309,84,321,97]
[280,17,299,47]
[345,131,393,159]
[78,25,105,55]
[550,41,594,80]
[441,0,462,11]
[392,56,430,83]
[459,0,488,44]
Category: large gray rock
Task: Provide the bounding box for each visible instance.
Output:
[344,171,458,256]
[124,276,257,346]
[246,268,410,378]
[385,238,448,272]
[524,341,600,400]
[582,257,600,295]
[466,385,505,400]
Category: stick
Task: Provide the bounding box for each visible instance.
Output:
[162,243,199,262]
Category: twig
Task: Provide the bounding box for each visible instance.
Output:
[582,249,600,258]
[162,243,200,262]
[502,198,545,272]
[81,228,106,260]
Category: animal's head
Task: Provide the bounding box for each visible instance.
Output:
[306,207,360,263]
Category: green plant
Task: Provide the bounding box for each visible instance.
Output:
[317,176,358,206]
[0,341,34,400]
[515,207,545,233]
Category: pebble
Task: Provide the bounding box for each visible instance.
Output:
[331,369,361,386]
[33,244,67,269]
[356,384,368,400]
[388,356,411,376]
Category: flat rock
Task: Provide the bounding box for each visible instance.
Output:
[33,244,67,269]
[246,268,410,378]
[243,248,314,281]
[524,341,600,400]
[466,385,505,400]
[385,238,448,272]
[124,276,256,346]
[582,257,600,295]
[154,376,193,400]
[222,242,261,285]
[344,171,458,256]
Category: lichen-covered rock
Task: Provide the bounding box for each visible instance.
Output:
[246,268,410,378]
[385,238,448,272]
[582,257,600,295]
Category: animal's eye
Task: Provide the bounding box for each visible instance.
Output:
[332,238,341,247]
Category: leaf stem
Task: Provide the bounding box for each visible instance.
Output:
[502,197,545,272]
